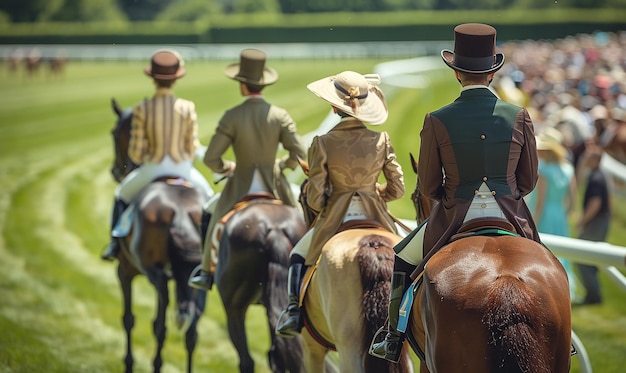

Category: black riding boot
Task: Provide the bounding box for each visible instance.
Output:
[370,257,415,362]
[276,261,305,337]
[188,211,214,291]
[200,211,211,247]
[101,199,128,261]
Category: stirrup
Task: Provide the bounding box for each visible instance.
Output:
[369,327,403,363]
[276,306,301,338]
[187,265,213,291]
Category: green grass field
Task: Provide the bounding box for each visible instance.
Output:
[0,58,625,372]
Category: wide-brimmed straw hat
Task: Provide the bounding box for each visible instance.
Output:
[441,23,505,74]
[144,50,185,80]
[536,127,568,161]
[225,49,278,86]
[307,71,388,125]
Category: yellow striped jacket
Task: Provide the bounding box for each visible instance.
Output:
[128,88,198,164]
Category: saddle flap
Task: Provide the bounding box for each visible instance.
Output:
[397,271,424,333]
[112,204,135,238]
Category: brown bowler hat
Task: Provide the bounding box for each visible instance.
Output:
[441,23,505,74]
[144,50,185,80]
[225,49,278,86]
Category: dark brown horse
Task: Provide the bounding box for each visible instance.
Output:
[405,157,572,373]
[214,194,308,373]
[110,99,207,373]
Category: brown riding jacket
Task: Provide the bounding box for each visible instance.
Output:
[415,87,541,278]
[305,118,405,265]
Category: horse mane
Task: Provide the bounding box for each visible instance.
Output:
[484,275,551,373]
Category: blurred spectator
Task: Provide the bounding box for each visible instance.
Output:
[497,31,626,169]
[575,146,611,305]
[526,127,581,302]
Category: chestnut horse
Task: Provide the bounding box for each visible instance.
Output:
[110,99,207,373]
[598,121,626,164]
[404,157,572,373]
[214,195,308,373]
[297,177,413,373]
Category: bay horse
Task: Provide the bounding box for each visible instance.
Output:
[404,157,572,373]
[214,193,308,373]
[110,98,207,373]
[296,176,413,373]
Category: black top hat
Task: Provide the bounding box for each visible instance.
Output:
[441,23,505,74]
[144,50,185,80]
[224,49,278,86]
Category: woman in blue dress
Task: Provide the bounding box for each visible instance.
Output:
[527,127,581,301]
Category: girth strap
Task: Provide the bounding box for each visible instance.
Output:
[303,310,337,351]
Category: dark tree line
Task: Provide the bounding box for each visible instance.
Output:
[0,0,623,23]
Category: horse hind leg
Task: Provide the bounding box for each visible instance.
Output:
[146,266,170,373]
[264,258,305,373]
[172,260,206,373]
[118,265,136,373]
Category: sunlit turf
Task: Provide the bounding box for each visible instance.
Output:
[0,59,625,372]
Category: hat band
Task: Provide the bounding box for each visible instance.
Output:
[454,55,496,71]
[334,81,368,100]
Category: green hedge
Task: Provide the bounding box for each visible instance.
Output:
[0,9,624,44]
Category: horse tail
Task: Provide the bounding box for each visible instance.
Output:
[484,275,550,373]
[264,224,305,372]
[264,226,291,313]
[169,208,202,263]
[356,233,397,372]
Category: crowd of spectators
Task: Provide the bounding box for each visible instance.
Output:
[495,31,626,167]
[495,31,624,305]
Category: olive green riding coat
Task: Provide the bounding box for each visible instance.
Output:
[202,96,307,261]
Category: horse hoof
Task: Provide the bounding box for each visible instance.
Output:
[177,313,192,333]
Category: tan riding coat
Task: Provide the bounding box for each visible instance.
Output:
[202,96,307,255]
[305,118,405,265]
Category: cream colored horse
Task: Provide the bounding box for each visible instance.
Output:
[301,227,414,373]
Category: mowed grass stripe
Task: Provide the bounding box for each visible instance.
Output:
[1,138,258,372]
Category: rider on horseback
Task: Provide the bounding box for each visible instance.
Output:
[102,49,214,261]
[275,70,406,337]
[370,23,543,362]
[188,49,308,290]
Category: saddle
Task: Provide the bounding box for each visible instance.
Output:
[450,217,516,242]
[219,192,281,224]
[209,192,281,273]
[154,175,195,188]
[113,176,197,238]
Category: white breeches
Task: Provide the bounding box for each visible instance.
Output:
[395,183,506,266]
[290,196,367,258]
[115,156,213,203]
